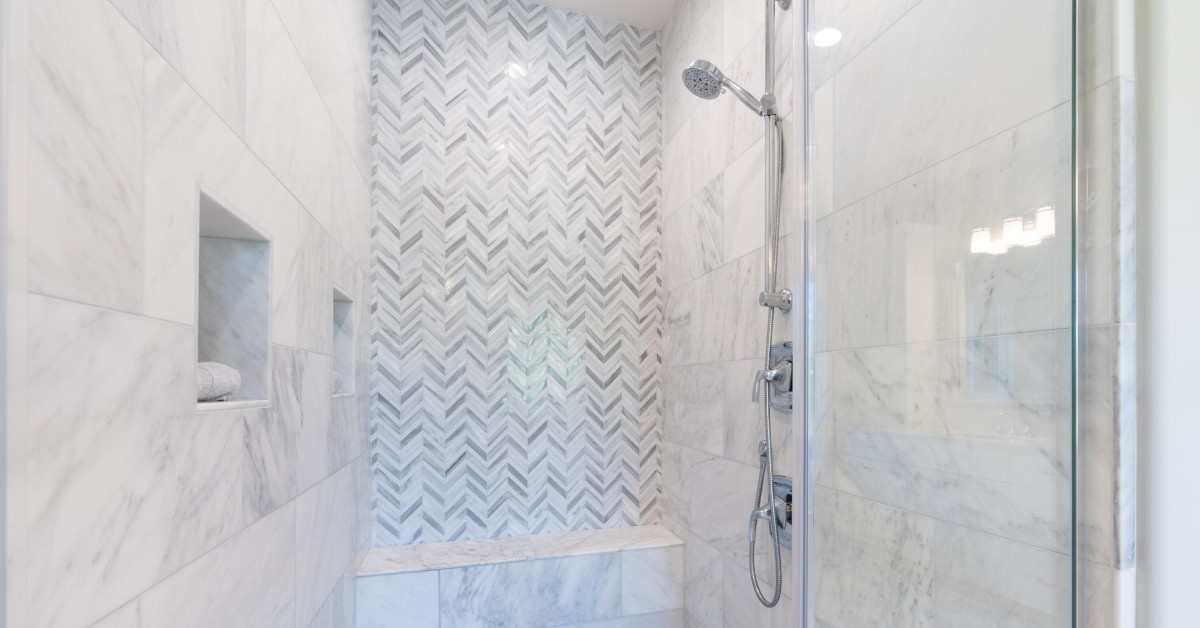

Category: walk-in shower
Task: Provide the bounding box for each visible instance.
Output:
[681,0,794,608]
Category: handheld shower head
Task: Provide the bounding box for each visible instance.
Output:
[681,59,773,115]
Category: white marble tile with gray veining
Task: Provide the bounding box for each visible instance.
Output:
[832,0,1070,207]
[621,547,684,616]
[29,0,144,313]
[932,521,1070,627]
[439,554,621,628]
[811,487,934,628]
[356,571,440,628]
[135,502,297,628]
[109,0,246,132]
[296,464,358,626]
[663,177,724,291]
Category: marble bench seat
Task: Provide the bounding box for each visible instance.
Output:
[356,525,684,628]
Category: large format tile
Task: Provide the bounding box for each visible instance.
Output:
[134,503,297,628]
[662,362,726,456]
[439,554,621,628]
[29,0,143,312]
[296,463,358,625]
[662,176,724,291]
[270,346,335,491]
[815,105,1072,352]
[551,611,685,628]
[620,547,684,616]
[932,521,1070,627]
[26,296,189,628]
[811,488,934,627]
[110,0,246,132]
[245,0,337,228]
[271,0,371,176]
[831,0,1071,207]
[356,572,439,628]
[143,49,297,326]
[25,297,302,628]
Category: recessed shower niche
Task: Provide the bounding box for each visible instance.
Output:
[332,287,354,396]
[196,192,270,406]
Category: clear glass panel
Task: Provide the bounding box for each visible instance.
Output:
[804,0,1076,625]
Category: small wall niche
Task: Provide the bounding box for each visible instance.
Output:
[197,192,270,406]
[332,287,354,396]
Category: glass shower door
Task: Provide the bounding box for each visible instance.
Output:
[805,0,1076,625]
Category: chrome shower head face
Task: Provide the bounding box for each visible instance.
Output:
[682,60,724,99]
[681,59,768,115]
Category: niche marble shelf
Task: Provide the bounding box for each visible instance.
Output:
[196,192,271,406]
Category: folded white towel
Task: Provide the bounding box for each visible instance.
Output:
[197,362,242,402]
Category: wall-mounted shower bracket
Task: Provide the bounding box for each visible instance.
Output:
[758,288,792,311]
[776,0,791,9]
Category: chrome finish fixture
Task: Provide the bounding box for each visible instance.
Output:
[749,470,793,550]
[679,0,790,610]
[681,60,776,116]
[759,288,793,311]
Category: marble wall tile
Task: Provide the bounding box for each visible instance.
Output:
[808,0,922,88]
[723,0,765,64]
[663,177,724,291]
[26,296,191,628]
[135,503,297,628]
[663,363,726,456]
[439,554,622,628]
[932,521,1070,627]
[621,547,684,616]
[720,555,792,628]
[109,0,246,132]
[296,463,358,626]
[552,611,685,628]
[304,566,356,628]
[688,455,760,563]
[815,104,1071,352]
[723,140,766,263]
[245,0,337,229]
[29,0,143,313]
[356,571,440,628]
[723,31,767,162]
[271,345,335,490]
[832,0,1070,207]
[662,118,694,216]
[811,487,934,628]
[297,210,335,355]
[681,531,723,628]
[143,48,298,326]
[271,0,372,176]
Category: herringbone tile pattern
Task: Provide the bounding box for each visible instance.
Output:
[370,0,662,545]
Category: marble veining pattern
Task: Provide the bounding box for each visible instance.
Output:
[13,0,375,624]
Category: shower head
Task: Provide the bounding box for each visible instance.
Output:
[681,59,773,115]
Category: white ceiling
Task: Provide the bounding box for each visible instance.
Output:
[532,0,677,31]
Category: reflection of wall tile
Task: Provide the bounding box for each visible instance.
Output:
[812,488,934,628]
[833,0,1071,206]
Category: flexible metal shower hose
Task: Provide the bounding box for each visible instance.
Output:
[749,115,787,607]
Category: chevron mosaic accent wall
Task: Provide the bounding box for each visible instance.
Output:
[370,0,663,545]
